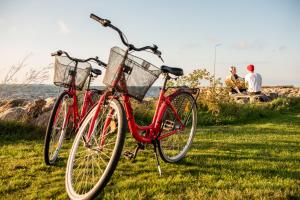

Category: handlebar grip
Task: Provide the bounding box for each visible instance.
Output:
[90,13,111,27]
[90,13,103,21]
[51,50,63,56]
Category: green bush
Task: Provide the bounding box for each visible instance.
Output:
[132,97,300,126]
[197,97,300,126]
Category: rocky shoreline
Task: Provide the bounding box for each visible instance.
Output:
[0,86,299,127]
[261,86,300,97]
[0,98,55,127]
[197,86,300,97]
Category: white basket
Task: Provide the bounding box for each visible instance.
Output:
[103,47,161,101]
[53,56,91,90]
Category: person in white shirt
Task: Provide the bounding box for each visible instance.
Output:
[245,64,262,94]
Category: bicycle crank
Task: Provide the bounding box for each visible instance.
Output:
[123,143,145,161]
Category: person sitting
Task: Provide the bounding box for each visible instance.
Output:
[225,66,247,94]
[245,64,262,95]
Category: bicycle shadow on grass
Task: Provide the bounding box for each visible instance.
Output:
[175,139,300,181]
[170,112,300,181]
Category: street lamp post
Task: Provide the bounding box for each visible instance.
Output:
[213,43,222,87]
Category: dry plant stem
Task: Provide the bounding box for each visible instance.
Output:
[2,54,32,84]
[1,54,51,97]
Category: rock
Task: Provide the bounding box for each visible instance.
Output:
[0,100,7,107]
[236,98,249,104]
[250,95,260,103]
[0,107,26,121]
[0,98,29,113]
[269,93,279,100]
[249,94,271,103]
[0,97,55,127]
[232,94,250,104]
[32,110,51,127]
[24,99,46,123]
[42,97,55,112]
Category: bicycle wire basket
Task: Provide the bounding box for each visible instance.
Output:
[103,46,161,101]
[53,56,91,90]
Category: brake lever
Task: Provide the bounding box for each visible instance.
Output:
[158,55,164,63]
[154,49,164,62]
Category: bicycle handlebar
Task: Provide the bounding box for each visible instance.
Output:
[51,50,107,67]
[90,13,162,58]
[90,13,111,27]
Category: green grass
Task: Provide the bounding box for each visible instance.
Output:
[0,112,300,199]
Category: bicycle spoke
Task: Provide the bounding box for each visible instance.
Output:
[66,99,125,198]
[158,93,196,162]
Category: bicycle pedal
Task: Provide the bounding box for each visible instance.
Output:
[163,120,175,131]
[123,151,135,160]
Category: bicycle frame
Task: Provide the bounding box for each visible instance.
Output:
[86,57,188,145]
[53,66,97,131]
[123,88,185,143]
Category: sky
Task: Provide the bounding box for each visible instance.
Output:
[0,0,299,86]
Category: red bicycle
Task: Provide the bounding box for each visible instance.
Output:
[65,14,198,199]
[44,50,106,165]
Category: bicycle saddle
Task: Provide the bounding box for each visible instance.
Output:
[160,65,183,76]
[91,68,102,75]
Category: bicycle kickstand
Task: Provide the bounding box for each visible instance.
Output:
[152,141,162,176]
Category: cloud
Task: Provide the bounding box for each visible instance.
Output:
[272,45,288,52]
[278,45,287,51]
[0,18,4,24]
[58,20,70,34]
[232,40,265,50]
[234,40,249,49]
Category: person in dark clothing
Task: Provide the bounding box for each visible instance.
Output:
[225,66,247,94]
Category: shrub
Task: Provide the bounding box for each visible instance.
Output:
[134,68,300,126]
[197,97,300,125]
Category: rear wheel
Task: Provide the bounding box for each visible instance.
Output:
[44,91,72,165]
[66,99,126,199]
[158,92,197,163]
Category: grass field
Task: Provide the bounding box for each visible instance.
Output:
[0,112,299,199]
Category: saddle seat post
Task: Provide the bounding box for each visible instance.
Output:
[162,73,171,91]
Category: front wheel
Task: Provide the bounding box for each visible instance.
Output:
[44,91,72,165]
[158,92,197,163]
[66,99,126,199]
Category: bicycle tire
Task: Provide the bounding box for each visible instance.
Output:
[66,99,126,199]
[44,91,72,165]
[158,92,197,163]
